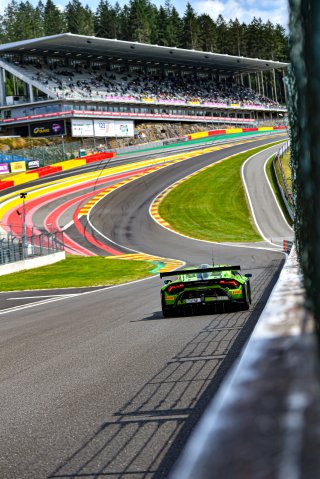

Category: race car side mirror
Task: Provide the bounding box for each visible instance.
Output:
[245,273,252,278]
[164,279,172,284]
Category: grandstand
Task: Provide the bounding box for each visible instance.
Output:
[0,33,288,138]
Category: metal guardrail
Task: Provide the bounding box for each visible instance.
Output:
[0,224,64,265]
[272,141,294,221]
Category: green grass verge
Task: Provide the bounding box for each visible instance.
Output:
[159,142,284,242]
[0,256,154,291]
[281,151,292,190]
[266,156,293,226]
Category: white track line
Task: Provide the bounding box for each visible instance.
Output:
[0,274,161,315]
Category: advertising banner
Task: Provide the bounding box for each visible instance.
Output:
[94,120,134,137]
[114,121,134,137]
[27,160,40,170]
[10,161,26,173]
[0,163,9,174]
[71,119,94,137]
[93,120,115,137]
[30,120,65,137]
[72,119,134,138]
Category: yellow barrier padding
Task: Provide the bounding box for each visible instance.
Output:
[190,132,209,140]
[226,128,243,134]
[11,173,39,185]
[55,159,87,170]
[257,127,273,131]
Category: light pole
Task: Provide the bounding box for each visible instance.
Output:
[20,192,27,259]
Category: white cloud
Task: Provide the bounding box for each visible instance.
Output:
[194,0,289,27]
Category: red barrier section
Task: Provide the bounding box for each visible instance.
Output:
[242,128,259,132]
[26,165,62,175]
[208,129,227,136]
[0,181,14,190]
[85,152,116,163]
[38,166,63,177]
[273,126,287,130]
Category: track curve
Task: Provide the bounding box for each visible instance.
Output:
[0,134,288,479]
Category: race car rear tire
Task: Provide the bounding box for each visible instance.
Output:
[161,296,173,317]
[241,285,250,310]
[162,307,172,318]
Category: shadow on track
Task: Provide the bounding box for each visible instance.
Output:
[48,260,283,479]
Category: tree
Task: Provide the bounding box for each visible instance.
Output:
[216,14,228,54]
[127,0,153,43]
[43,0,65,35]
[155,6,167,45]
[95,0,115,38]
[228,18,245,56]
[64,0,95,36]
[181,2,201,50]
[1,1,22,41]
[119,4,130,40]
[199,14,217,52]
[246,17,264,58]
[166,4,183,47]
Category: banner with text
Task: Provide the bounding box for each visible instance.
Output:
[30,120,65,137]
[71,119,134,137]
[10,161,26,173]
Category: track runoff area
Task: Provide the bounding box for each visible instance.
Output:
[0,132,290,479]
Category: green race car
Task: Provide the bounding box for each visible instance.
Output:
[160,264,252,317]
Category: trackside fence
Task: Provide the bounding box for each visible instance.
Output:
[0,224,64,265]
[272,140,294,221]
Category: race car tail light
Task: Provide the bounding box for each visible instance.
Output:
[167,283,185,293]
[219,279,239,289]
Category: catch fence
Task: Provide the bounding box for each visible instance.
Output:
[0,223,64,265]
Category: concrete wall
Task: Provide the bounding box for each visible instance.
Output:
[0,251,66,276]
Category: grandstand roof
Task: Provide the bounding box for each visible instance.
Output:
[0,33,288,74]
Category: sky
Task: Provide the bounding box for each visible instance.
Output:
[0,0,289,28]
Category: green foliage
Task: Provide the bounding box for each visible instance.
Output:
[43,0,66,35]
[181,3,201,50]
[65,0,95,35]
[0,0,289,63]
[199,14,217,52]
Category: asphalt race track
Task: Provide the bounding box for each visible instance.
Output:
[0,134,290,479]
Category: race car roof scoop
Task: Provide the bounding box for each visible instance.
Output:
[160,266,241,278]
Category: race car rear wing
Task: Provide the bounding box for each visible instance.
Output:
[160,266,241,278]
